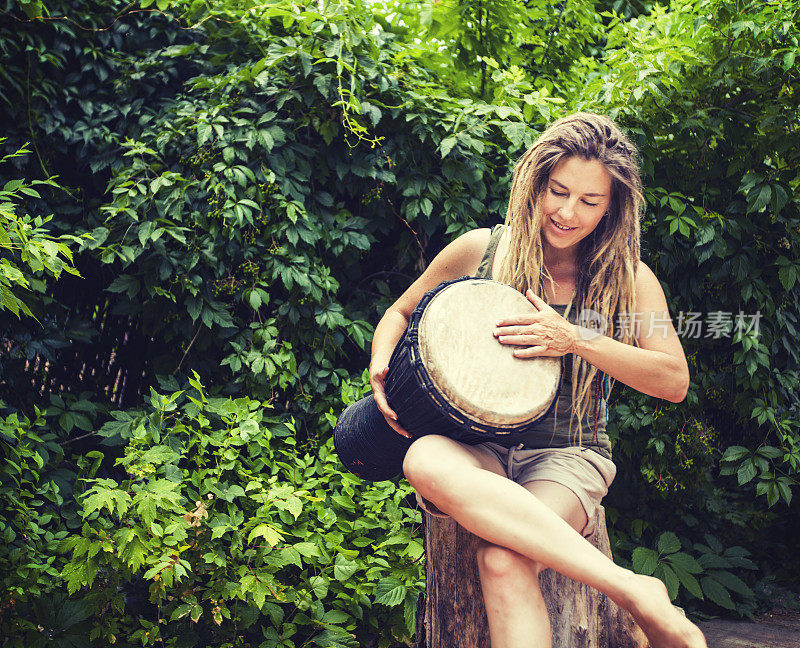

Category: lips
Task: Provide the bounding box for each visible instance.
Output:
[550,216,577,232]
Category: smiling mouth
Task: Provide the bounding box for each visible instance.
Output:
[551,217,577,231]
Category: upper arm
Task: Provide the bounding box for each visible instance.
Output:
[633,261,688,366]
[389,228,491,320]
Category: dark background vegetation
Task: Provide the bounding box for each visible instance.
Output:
[0,0,798,646]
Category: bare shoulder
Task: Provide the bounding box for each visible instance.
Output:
[445,227,492,254]
[634,260,669,311]
[635,260,659,288]
[428,227,492,276]
[390,228,492,317]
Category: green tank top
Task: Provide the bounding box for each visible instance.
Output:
[474,225,613,459]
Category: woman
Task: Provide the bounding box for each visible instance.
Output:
[368,112,706,648]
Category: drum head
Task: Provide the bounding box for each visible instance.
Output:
[418,279,561,427]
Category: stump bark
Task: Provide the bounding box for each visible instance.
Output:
[414,505,649,648]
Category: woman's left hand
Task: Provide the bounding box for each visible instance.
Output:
[494,290,578,358]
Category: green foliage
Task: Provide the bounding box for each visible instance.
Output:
[0,0,799,640]
[379,0,606,99]
[0,407,81,617]
[0,141,83,318]
[18,594,92,648]
[56,377,423,647]
[631,530,756,614]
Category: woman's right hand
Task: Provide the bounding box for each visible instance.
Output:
[369,365,412,438]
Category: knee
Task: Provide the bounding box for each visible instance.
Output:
[402,435,457,500]
[402,434,449,485]
[477,542,543,580]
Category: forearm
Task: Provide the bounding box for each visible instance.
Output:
[370,308,410,371]
[571,327,690,403]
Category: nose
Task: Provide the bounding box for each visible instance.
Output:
[558,201,577,220]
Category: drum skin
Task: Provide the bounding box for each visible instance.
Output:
[334,276,563,481]
[417,278,561,427]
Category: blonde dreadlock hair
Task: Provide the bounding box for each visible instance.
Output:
[496,112,643,445]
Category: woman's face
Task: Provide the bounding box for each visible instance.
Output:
[540,155,612,256]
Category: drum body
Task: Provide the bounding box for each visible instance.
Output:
[333,394,413,482]
[384,277,562,445]
[334,277,563,481]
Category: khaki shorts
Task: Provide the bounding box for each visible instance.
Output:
[416,443,616,537]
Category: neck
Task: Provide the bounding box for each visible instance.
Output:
[542,241,578,275]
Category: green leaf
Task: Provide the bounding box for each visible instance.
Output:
[657,532,681,555]
[672,566,704,599]
[721,446,749,462]
[170,603,193,620]
[749,183,771,213]
[737,460,757,485]
[665,552,702,574]
[248,523,283,547]
[323,610,350,624]
[82,484,130,518]
[311,626,358,648]
[310,575,329,599]
[657,564,680,601]
[404,596,417,635]
[778,481,792,505]
[707,570,753,598]
[294,542,321,558]
[632,547,658,575]
[198,123,213,146]
[252,579,268,609]
[374,576,407,607]
[701,576,736,610]
[440,136,457,158]
[778,265,797,291]
[106,274,140,298]
[755,446,783,460]
[333,554,358,581]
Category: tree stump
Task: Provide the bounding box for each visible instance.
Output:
[414,505,649,648]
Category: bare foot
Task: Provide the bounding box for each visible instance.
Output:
[623,574,707,648]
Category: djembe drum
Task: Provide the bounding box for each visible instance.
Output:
[334,277,562,481]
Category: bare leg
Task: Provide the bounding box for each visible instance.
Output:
[403,435,707,648]
[477,542,550,648]
[477,481,587,648]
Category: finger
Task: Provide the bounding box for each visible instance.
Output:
[378,403,410,437]
[371,385,411,438]
[376,398,412,438]
[371,375,398,420]
[387,417,412,438]
[496,334,540,345]
[526,289,551,309]
[494,325,534,337]
[512,345,553,358]
[496,314,541,327]
[372,389,398,421]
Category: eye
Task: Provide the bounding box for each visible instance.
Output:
[582,200,599,207]
[549,187,566,197]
